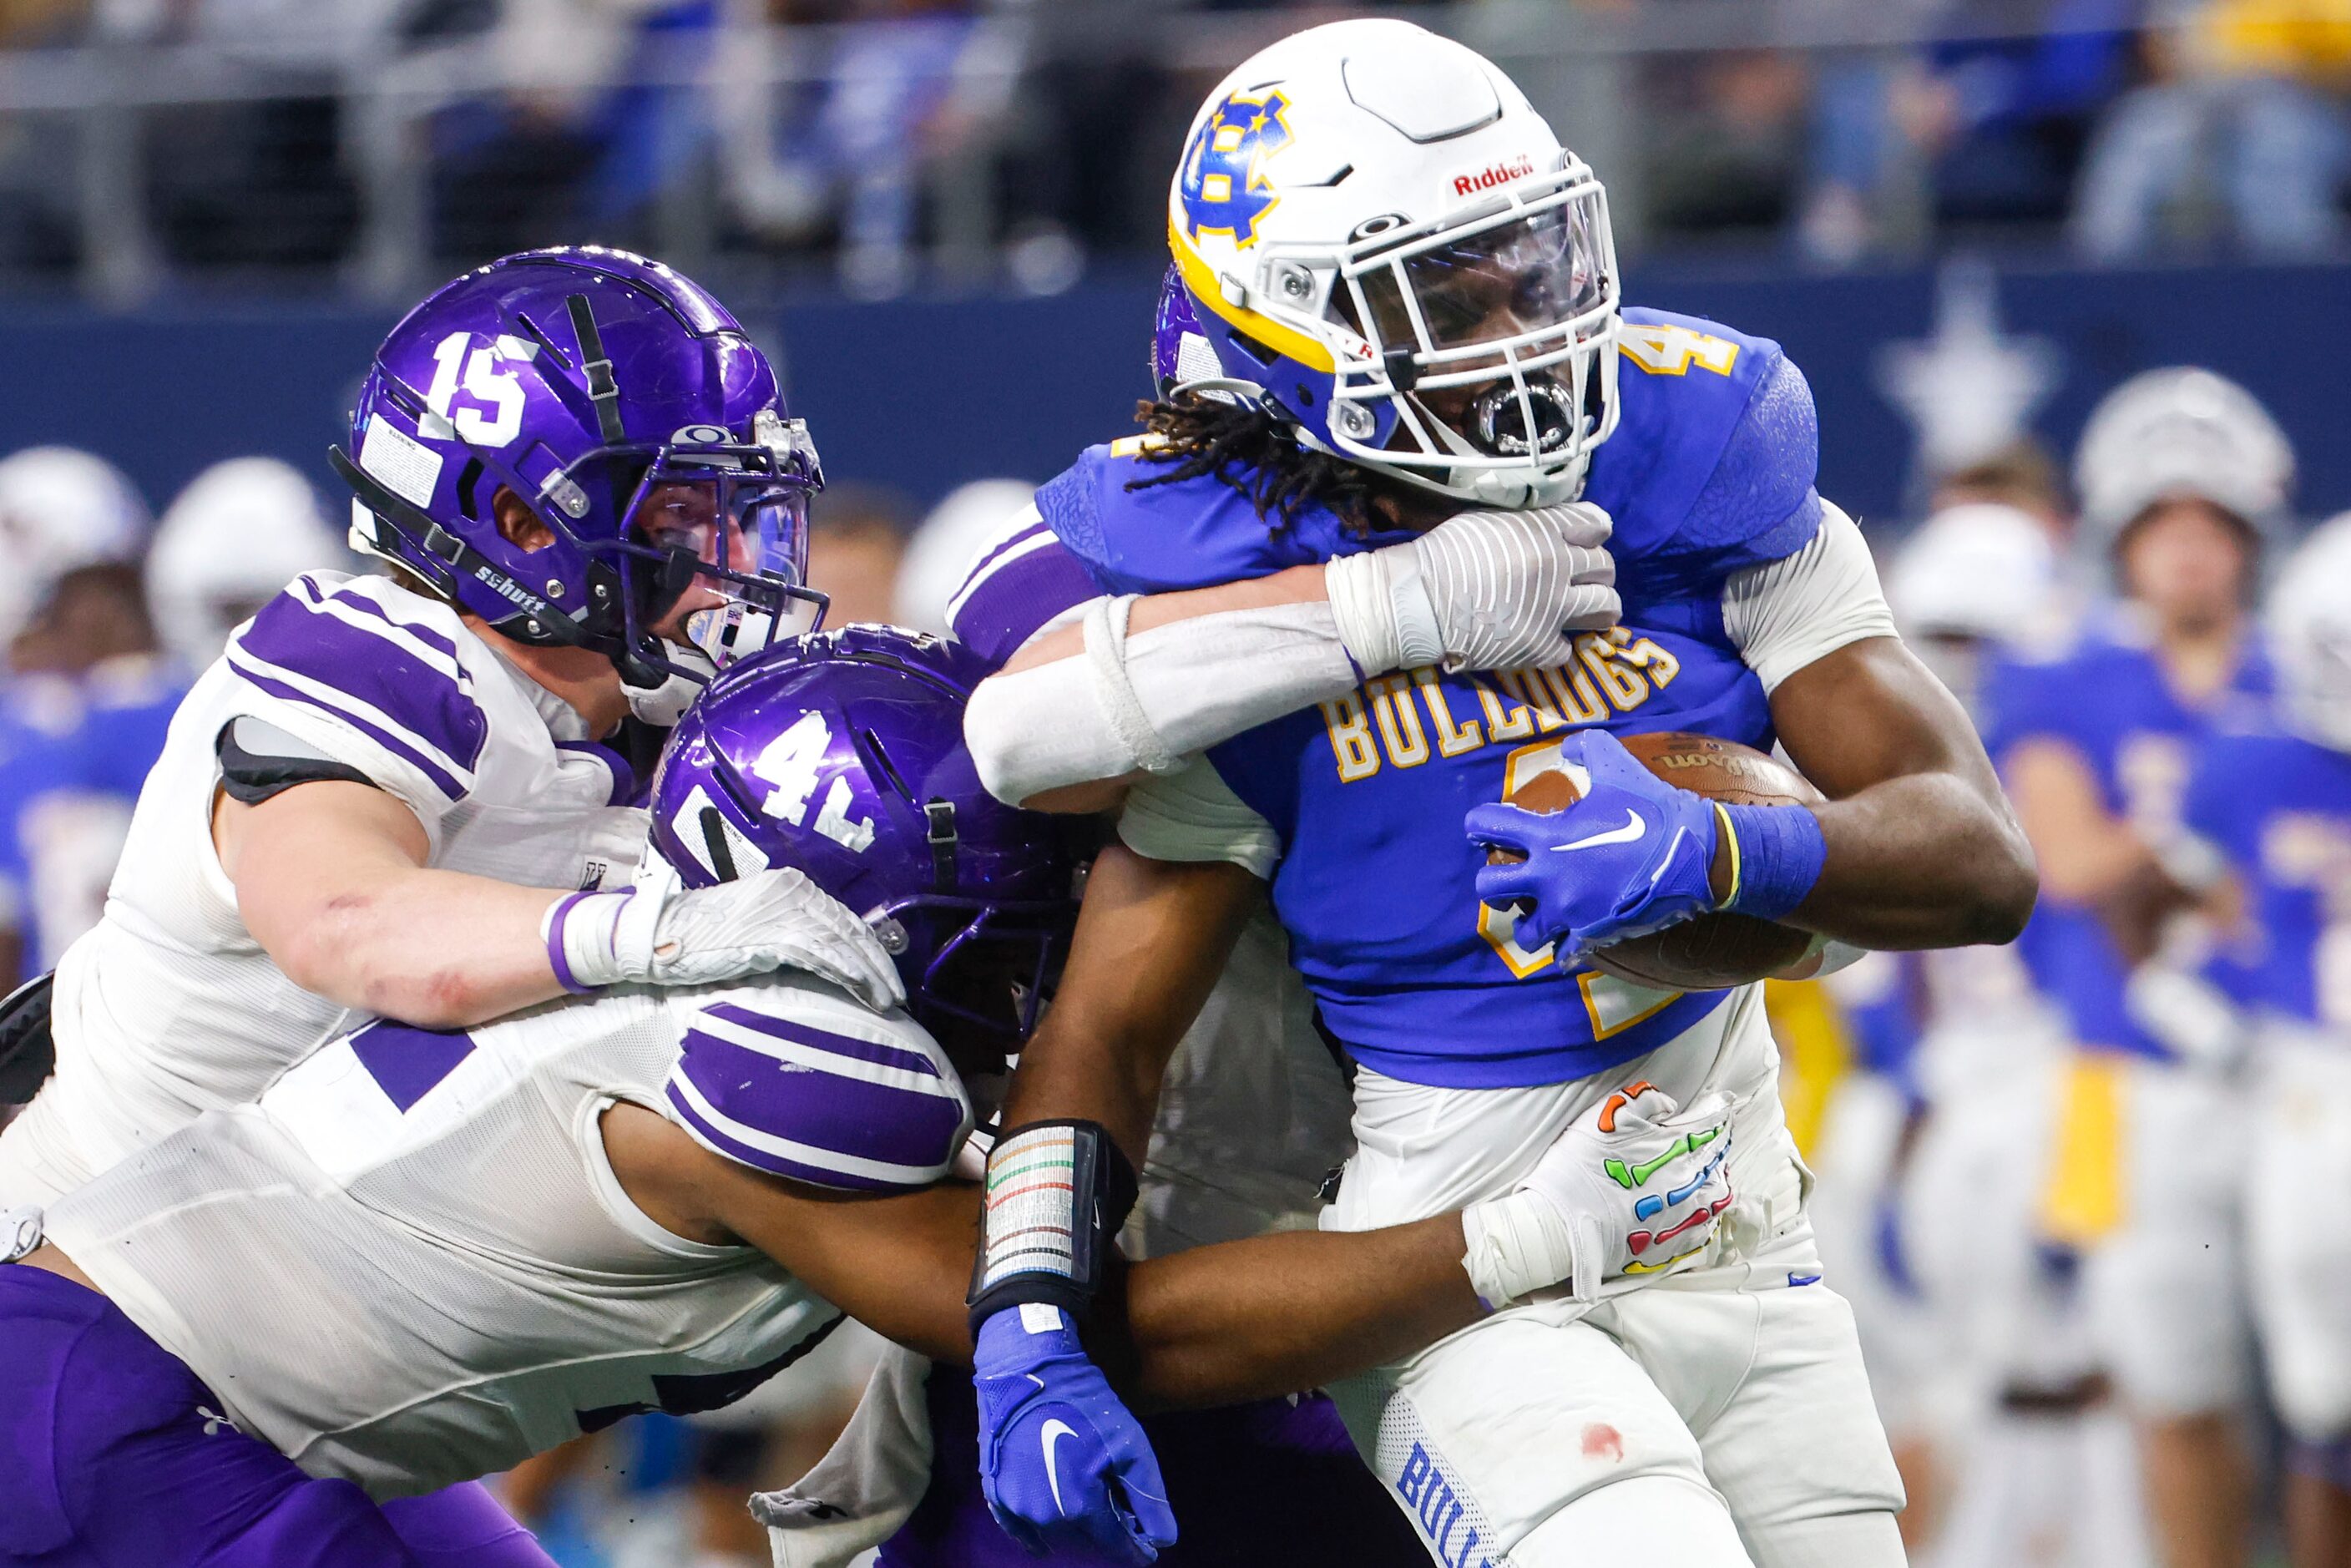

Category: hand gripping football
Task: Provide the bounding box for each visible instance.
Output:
[1490,732,1828,990]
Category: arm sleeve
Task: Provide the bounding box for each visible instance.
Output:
[963,597,1360,807]
[662,982,974,1194]
[1720,501,1898,694]
[1116,757,1282,879]
[218,575,490,840]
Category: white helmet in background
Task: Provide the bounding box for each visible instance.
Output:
[0,446,149,644]
[148,458,348,669]
[1888,502,2061,645]
[2074,368,2294,552]
[895,478,1039,636]
[2269,514,2351,754]
[1165,18,1620,508]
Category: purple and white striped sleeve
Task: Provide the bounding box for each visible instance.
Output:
[220,574,489,820]
[664,998,974,1193]
[946,503,1108,671]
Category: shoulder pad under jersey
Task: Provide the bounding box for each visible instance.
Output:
[221,572,491,809]
[663,978,973,1193]
[1034,436,1396,597]
[1590,306,1822,596]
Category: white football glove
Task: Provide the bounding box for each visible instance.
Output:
[1323,502,1619,675]
[544,860,906,1009]
[1461,1080,1736,1309]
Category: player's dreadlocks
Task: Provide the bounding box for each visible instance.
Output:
[1124,393,1396,534]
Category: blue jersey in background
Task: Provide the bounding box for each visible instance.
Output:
[2182,722,2351,1037]
[1983,618,2273,1058]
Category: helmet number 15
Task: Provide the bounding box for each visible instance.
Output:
[423,331,530,448]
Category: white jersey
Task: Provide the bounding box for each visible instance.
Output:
[2,571,645,1209]
[43,969,973,1500]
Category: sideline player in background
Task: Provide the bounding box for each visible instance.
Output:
[0,247,902,1564]
[1984,367,2293,1568]
[1824,502,2158,1567]
[944,20,2034,1566]
[0,630,1736,1565]
[2166,518,2351,1568]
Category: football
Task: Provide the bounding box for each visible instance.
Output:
[1488,731,1828,991]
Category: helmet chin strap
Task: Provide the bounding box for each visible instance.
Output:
[620,639,715,726]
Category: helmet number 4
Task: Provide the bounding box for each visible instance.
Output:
[422,331,532,448]
[752,711,877,853]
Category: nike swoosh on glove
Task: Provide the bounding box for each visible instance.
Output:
[973,1306,1177,1565]
[1465,728,1720,953]
[545,858,906,1009]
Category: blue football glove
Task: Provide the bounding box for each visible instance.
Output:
[1467,729,1722,954]
[973,1306,1177,1564]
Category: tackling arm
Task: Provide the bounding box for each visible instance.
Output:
[219,782,572,1029]
[997,843,1260,1160]
[963,507,1618,813]
[601,1107,1485,1407]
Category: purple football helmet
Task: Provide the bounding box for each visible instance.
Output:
[650,625,1078,1048]
[332,246,827,694]
[1151,262,1243,407]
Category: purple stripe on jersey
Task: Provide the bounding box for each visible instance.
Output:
[349,1020,475,1112]
[225,659,468,801]
[665,1081,907,1192]
[556,740,638,807]
[292,576,462,663]
[948,539,1104,670]
[238,589,489,772]
[960,518,1050,586]
[673,1026,964,1175]
[701,1003,948,1082]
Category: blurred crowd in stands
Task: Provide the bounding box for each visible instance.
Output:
[2,0,2349,296]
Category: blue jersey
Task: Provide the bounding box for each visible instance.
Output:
[0,660,189,978]
[957,308,1826,1089]
[1983,620,2273,1058]
[2182,725,2351,1037]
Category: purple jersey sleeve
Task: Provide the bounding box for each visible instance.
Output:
[945,505,1109,671]
[221,574,491,813]
[664,994,973,1193]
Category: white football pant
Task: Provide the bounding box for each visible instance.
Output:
[1320,988,1906,1567]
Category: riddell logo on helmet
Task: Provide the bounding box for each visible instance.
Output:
[1453,156,1535,198]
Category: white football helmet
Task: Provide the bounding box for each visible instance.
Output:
[2074,368,2294,551]
[148,458,348,668]
[1165,18,1620,508]
[0,446,149,645]
[1887,502,2060,645]
[2269,513,2351,754]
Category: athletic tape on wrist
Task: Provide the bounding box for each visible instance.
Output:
[968,1119,1138,1332]
[1460,1191,1585,1312]
[1716,802,1828,923]
[1081,597,1181,776]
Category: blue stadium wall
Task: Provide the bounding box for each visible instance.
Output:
[2,260,2345,527]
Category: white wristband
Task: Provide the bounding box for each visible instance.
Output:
[543,888,656,992]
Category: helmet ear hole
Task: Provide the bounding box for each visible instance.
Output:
[1227,329,1278,369]
[455,458,485,521]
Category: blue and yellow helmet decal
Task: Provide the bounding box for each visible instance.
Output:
[1177,89,1294,248]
